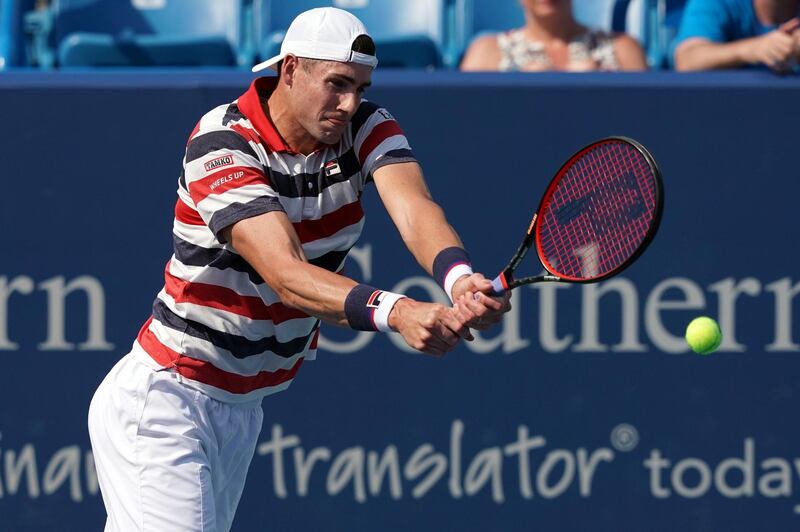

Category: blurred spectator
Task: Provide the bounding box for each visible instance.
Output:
[673,0,800,72]
[460,0,647,71]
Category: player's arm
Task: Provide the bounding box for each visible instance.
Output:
[222,213,354,326]
[222,212,472,354]
[372,161,462,277]
[372,161,510,329]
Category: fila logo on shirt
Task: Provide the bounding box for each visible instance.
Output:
[204,155,234,172]
[324,159,341,176]
[366,290,387,309]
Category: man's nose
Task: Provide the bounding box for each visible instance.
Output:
[339,92,359,115]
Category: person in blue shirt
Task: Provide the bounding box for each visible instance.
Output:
[673,0,800,71]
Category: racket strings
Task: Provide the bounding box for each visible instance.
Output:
[537,141,658,280]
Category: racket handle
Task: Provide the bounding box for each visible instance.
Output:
[489,275,507,296]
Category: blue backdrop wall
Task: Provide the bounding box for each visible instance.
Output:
[1,71,799,531]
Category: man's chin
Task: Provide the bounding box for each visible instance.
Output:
[317,131,344,145]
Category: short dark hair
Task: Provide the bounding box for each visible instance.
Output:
[351,34,376,56]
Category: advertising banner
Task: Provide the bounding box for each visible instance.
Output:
[0,71,798,531]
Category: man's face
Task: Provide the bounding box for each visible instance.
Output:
[288,58,373,145]
[520,0,569,18]
[755,0,794,6]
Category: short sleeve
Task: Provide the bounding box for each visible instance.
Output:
[184,128,284,241]
[673,0,731,46]
[351,102,417,180]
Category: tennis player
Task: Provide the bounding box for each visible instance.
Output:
[88,7,510,531]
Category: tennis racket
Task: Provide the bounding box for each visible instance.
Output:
[489,136,663,295]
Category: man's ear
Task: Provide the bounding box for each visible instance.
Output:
[281,55,300,87]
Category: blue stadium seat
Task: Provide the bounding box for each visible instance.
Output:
[0,0,14,69]
[458,0,523,40]
[603,0,682,68]
[1,0,35,69]
[26,0,255,68]
[606,0,658,63]
[256,0,449,69]
[574,0,641,33]
[661,0,688,68]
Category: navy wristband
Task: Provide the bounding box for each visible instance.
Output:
[344,284,405,332]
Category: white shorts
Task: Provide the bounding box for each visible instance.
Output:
[88,347,264,532]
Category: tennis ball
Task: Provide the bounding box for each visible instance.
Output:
[685,316,722,355]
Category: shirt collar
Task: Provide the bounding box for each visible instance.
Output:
[237,77,293,153]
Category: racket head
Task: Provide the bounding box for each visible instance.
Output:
[533,136,663,283]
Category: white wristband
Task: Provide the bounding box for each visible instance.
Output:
[444,264,474,302]
[371,291,407,333]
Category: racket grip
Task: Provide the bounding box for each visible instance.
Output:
[489,275,506,296]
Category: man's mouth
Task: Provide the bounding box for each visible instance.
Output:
[327,116,348,127]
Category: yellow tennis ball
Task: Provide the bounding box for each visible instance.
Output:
[685,316,722,355]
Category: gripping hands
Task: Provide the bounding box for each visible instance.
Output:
[386,273,512,356]
[388,299,473,356]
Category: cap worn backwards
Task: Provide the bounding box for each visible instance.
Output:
[252,7,378,73]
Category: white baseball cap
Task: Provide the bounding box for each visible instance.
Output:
[252,7,378,73]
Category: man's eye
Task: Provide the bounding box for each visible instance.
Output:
[330,79,345,89]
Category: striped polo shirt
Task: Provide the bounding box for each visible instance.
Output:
[135,76,416,403]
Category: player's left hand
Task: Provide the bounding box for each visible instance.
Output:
[451,273,512,331]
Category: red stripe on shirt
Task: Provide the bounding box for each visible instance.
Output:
[179,356,304,395]
[358,120,403,166]
[189,167,270,204]
[229,123,264,148]
[163,267,309,323]
[187,120,202,146]
[175,199,206,226]
[292,200,364,244]
[137,318,305,394]
[137,317,177,367]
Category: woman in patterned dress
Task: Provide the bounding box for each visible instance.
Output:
[460,0,647,71]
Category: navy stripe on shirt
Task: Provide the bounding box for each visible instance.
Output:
[153,298,319,359]
[222,102,245,127]
[367,148,418,183]
[351,101,381,140]
[173,235,263,284]
[173,235,352,282]
[186,129,260,164]
[209,196,285,241]
[266,148,361,199]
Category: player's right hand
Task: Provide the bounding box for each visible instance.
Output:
[450,272,512,331]
[387,299,473,356]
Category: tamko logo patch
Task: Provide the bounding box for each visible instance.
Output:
[204,155,234,172]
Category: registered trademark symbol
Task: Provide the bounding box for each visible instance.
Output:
[610,423,639,452]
